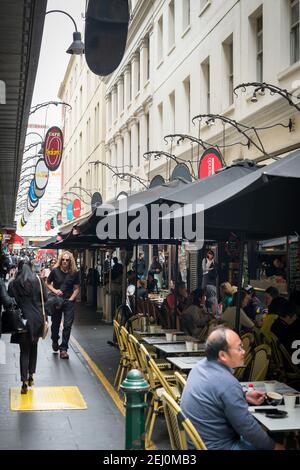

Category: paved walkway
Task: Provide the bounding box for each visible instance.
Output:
[0,323,124,450]
[0,301,170,450]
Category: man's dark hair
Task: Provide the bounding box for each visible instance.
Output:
[113,257,118,264]
[272,298,295,318]
[268,296,289,315]
[232,289,248,307]
[191,288,205,306]
[265,286,279,298]
[205,326,231,361]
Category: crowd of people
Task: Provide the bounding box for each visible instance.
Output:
[0,250,80,394]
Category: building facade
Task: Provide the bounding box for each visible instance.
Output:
[105,0,300,200]
[58,53,106,229]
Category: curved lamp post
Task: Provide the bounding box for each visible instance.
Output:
[45,9,84,55]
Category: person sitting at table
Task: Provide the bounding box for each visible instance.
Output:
[222,290,254,331]
[165,282,188,329]
[271,298,300,356]
[243,285,263,321]
[147,272,159,293]
[137,279,148,300]
[260,296,286,339]
[181,288,210,338]
[264,286,279,313]
[181,326,285,450]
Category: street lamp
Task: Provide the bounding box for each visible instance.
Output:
[234,82,300,112]
[46,10,84,55]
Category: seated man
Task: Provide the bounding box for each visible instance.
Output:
[181,326,285,450]
[271,298,300,356]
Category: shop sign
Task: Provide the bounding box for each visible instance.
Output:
[44,126,64,171]
[34,158,49,190]
[198,148,224,179]
[66,203,74,221]
[57,212,62,225]
[73,198,81,218]
[171,163,192,182]
[29,179,38,203]
[91,192,102,211]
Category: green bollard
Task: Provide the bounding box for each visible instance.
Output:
[120,369,150,450]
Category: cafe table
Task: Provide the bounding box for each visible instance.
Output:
[153,343,206,355]
[249,405,300,433]
[133,329,185,336]
[241,381,298,394]
[166,356,204,371]
[143,335,189,345]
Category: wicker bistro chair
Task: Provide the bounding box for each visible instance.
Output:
[128,334,172,373]
[138,343,180,446]
[161,392,207,450]
[266,332,300,383]
[174,371,187,397]
[241,332,255,356]
[248,344,271,381]
[113,320,131,391]
[234,350,253,381]
[120,326,137,370]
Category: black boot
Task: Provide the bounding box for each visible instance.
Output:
[21,382,28,394]
[28,376,34,387]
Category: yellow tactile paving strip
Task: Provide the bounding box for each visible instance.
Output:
[10,386,87,411]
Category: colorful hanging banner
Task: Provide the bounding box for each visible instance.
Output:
[44,126,64,171]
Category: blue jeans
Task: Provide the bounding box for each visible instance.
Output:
[231,438,257,450]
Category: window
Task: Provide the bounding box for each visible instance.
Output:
[146,112,150,151]
[169,91,175,133]
[146,35,150,80]
[158,102,163,144]
[223,35,234,107]
[201,58,210,114]
[94,103,99,143]
[79,86,83,116]
[137,121,140,166]
[182,0,190,31]
[129,63,132,102]
[158,15,164,63]
[79,178,82,200]
[168,1,175,50]
[137,51,141,92]
[87,119,91,154]
[79,132,83,165]
[291,0,299,64]
[183,77,190,132]
[256,15,263,81]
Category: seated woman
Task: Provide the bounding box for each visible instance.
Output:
[222,290,254,331]
[181,288,210,338]
[220,282,237,312]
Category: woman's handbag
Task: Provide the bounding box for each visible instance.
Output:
[37,276,49,340]
[1,304,27,334]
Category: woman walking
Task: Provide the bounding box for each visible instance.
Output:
[8,262,47,394]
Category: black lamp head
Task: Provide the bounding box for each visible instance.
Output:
[66,31,85,55]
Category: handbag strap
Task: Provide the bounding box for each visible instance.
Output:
[36,275,47,322]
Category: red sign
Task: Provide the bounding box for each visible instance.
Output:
[73,199,81,218]
[45,220,51,231]
[44,126,64,171]
[198,148,224,179]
